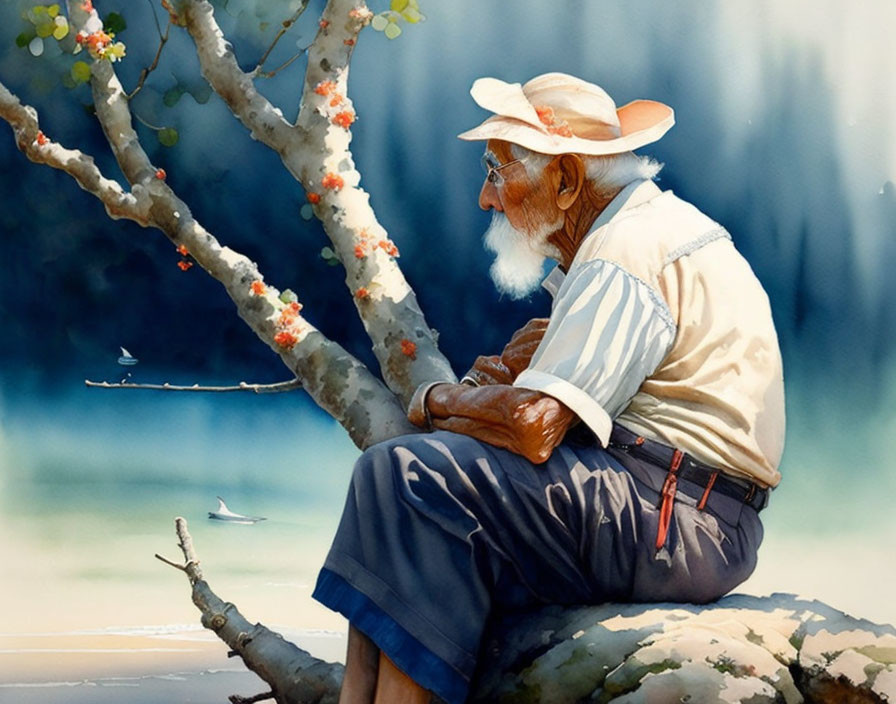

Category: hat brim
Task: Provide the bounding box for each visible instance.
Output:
[458,99,674,156]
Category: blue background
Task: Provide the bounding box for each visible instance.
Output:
[1,0,894,632]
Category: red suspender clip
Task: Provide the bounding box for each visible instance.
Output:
[655,449,683,552]
[696,471,719,511]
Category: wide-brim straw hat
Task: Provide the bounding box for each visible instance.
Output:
[458,72,674,156]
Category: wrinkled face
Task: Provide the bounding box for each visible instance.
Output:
[478,140,561,237]
[479,140,563,298]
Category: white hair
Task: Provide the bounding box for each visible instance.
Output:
[510,144,662,194]
[583,152,663,192]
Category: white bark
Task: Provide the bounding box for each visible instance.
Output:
[0,83,151,224]
[181,0,457,405]
[0,4,421,449]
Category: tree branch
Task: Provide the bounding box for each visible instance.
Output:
[180,0,458,405]
[253,2,311,77]
[1,72,411,448]
[0,83,151,224]
[167,0,296,148]
[230,692,275,704]
[85,379,304,393]
[257,49,307,80]
[126,18,171,101]
[0,6,420,449]
[160,518,343,704]
[154,552,192,572]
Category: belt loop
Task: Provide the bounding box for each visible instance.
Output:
[655,449,683,551]
[696,470,719,511]
[744,483,757,505]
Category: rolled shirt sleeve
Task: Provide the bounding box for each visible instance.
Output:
[514,259,677,446]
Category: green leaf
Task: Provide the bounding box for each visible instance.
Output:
[61,72,76,89]
[401,7,422,23]
[47,4,60,18]
[371,14,388,31]
[36,21,55,38]
[15,31,35,48]
[163,87,184,107]
[158,127,179,147]
[103,12,127,35]
[279,289,298,304]
[320,246,342,264]
[52,17,69,41]
[384,22,402,39]
[390,0,409,12]
[187,83,212,104]
[71,60,91,84]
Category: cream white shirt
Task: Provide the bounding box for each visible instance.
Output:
[514,180,785,488]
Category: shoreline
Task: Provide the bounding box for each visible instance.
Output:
[0,625,347,704]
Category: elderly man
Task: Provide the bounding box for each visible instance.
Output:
[312,72,785,704]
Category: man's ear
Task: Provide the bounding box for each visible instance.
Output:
[554,154,586,211]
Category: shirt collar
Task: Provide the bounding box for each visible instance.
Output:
[541,179,663,296]
[589,178,662,231]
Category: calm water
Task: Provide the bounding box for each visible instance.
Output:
[0,380,361,640]
[1,372,895,659]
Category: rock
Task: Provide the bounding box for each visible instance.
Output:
[469,593,896,703]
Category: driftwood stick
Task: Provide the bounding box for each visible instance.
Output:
[154,552,189,571]
[161,518,344,704]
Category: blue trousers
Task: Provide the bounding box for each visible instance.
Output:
[312,430,763,704]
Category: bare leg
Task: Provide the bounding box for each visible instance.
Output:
[339,626,380,704]
[373,651,430,704]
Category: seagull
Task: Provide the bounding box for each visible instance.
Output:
[208,497,267,524]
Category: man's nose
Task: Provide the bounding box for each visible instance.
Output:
[479,179,503,212]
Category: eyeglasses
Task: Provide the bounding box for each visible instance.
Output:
[481,151,524,187]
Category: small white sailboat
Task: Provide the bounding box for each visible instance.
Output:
[208,496,266,524]
[117,347,138,366]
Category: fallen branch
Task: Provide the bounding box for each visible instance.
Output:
[157,517,343,704]
[85,378,303,393]
[230,692,275,704]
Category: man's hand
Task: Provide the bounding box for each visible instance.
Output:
[408,382,577,465]
[500,318,549,378]
[460,318,549,386]
[463,355,515,386]
[407,317,571,465]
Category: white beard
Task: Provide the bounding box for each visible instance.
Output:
[483,212,562,299]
